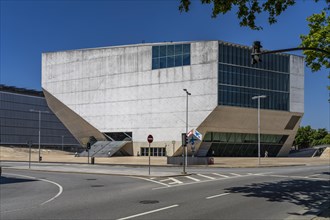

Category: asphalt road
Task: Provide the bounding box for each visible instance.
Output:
[1,165,329,220]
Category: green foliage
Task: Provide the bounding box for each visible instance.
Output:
[320,134,330,144]
[294,125,313,149]
[179,0,296,30]
[294,126,329,149]
[300,11,330,72]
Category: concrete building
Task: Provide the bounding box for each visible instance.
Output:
[42,40,304,157]
[0,85,79,150]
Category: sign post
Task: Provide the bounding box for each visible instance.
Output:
[147,134,153,175]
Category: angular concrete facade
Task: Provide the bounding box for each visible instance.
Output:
[42,41,304,157]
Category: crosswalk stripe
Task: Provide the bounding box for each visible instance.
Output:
[168,177,183,184]
[185,176,201,182]
[197,174,216,180]
[212,173,229,178]
[229,173,242,176]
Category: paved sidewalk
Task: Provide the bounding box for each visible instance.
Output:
[1,146,329,177]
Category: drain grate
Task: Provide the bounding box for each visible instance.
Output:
[91,185,104,187]
[139,200,159,204]
[86,178,97,181]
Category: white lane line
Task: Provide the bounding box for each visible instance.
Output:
[229,173,242,176]
[197,174,216,180]
[133,177,170,187]
[40,179,63,205]
[212,173,229,178]
[309,174,321,177]
[185,176,201,182]
[206,193,230,200]
[159,178,171,182]
[3,173,63,206]
[168,177,183,184]
[117,204,179,220]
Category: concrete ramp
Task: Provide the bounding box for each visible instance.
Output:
[79,141,109,157]
[93,141,131,157]
[320,147,330,159]
[79,141,131,157]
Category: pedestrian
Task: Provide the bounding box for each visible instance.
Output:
[265,151,268,157]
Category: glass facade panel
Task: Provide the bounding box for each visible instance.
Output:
[204,132,287,157]
[218,42,290,111]
[0,91,79,148]
[152,44,190,69]
[175,55,182,66]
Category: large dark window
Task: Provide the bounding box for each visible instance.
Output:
[152,44,190,69]
[218,42,290,111]
[204,132,288,157]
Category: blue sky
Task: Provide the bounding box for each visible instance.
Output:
[1,0,329,130]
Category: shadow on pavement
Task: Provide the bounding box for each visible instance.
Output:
[225,179,330,217]
[0,176,37,185]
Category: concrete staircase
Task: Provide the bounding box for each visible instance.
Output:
[196,142,212,157]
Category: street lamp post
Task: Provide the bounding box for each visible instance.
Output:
[30,109,49,162]
[251,95,267,165]
[183,89,191,174]
[61,135,64,151]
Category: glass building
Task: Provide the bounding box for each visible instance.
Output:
[0,85,79,150]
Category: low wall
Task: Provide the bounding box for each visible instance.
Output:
[167,156,214,165]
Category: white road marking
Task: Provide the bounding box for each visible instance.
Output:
[212,173,229,178]
[117,204,179,220]
[133,177,170,187]
[229,173,241,176]
[2,173,63,207]
[168,177,183,184]
[185,176,201,182]
[206,193,230,200]
[40,179,64,205]
[159,178,171,182]
[256,174,329,181]
[197,174,216,180]
[309,174,321,177]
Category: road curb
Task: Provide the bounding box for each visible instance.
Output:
[2,166,191,178]
[0,160,310,168]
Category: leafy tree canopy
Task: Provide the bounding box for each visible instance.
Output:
[300,11,330,72]
[179,0,330,72]
[294,126,329,149]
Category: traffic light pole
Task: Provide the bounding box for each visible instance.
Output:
[183,89,191,175]
[253,47,330,56]
[251,44,330,64]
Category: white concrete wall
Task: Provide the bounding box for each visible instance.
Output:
[289,55,304,113]
[42,41,219,147]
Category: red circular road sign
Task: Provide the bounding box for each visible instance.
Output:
[147,134,153,143]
